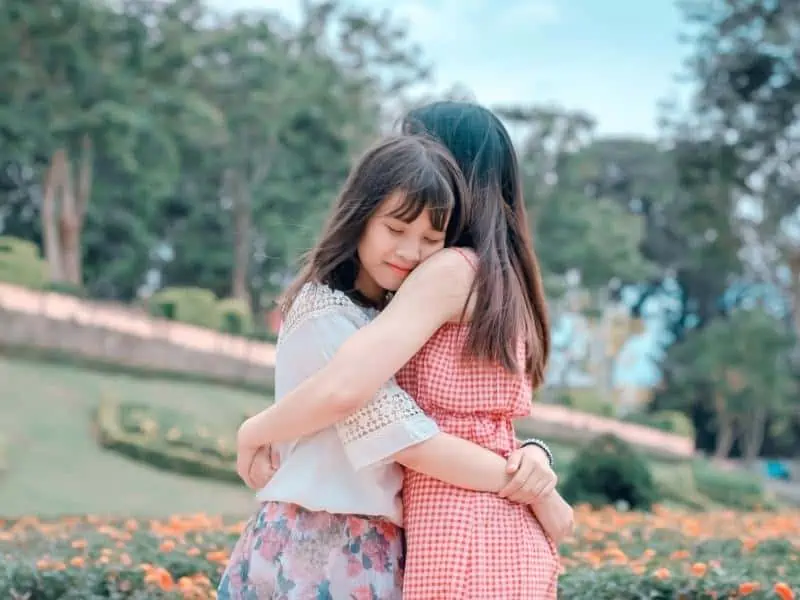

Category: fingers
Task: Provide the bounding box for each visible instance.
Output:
[247,447,278,489]
[498,454,535,499]
[248,456,273,489]
[500,454,558,504]
[237,449,259,489]
[505,448,523,473]
[269,445,281,470]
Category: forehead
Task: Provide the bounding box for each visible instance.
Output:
[375,190,410,216]
[375,190,438,227]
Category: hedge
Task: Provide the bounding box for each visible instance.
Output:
[0,235,48,289]
[94,399,242,485]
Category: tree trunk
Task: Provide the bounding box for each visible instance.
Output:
[41,151,65,282]
[231,172,251,302]
[788,248,800,366]
[741,405,767,466]
[62,135,92,288]
[41,136,92,288]
[713,410,736,460]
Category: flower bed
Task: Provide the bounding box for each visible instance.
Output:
[1,507,797,599]
[94,399,241,485]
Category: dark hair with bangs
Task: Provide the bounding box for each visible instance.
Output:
[281,134,470,311]
[402,101,551,389]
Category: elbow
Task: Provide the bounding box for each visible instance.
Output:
[393,435,442,470]
[392,442,426,470]
[328,385,367,419]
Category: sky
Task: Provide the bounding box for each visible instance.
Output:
[206,0,693,390]
[208,0,691,138]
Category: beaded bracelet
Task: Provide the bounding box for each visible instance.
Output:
[519,437,555,469]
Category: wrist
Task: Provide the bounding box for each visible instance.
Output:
[529,488,557,508]
[519,437,554,468]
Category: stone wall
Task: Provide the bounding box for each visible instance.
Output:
[0,282,695,458]
[0,282,274,387]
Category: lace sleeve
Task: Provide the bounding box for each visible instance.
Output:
[276,282,439,471]
[335,378,439,471]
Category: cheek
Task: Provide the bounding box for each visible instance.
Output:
[358,228,392,264]
[420,242,445,262]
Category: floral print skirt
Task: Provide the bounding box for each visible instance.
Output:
[217,501,404,600]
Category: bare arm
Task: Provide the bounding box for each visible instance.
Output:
[239,248,474,446]
[240,267,517,494]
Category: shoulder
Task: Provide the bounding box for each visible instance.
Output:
[280,282,372,340]
[407,247,476,292]
[390,248,477,320]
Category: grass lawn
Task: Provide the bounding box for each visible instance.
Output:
[0,356,269,518]
[0,353,773,519]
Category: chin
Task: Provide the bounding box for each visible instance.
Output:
[376,274,404,292]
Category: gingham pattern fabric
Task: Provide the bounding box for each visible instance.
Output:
[395,251,561,599]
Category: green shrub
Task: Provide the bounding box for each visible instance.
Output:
[691,460,769,510]
[0,236,47,289]
[94,398,241,484]
[554,388,614,417]
[247,329,279,344]
[149,287,221,330]
[651,462,718,511]
[561,433,658,510]
[217,297,253,335]
[45,280,86,298]
[625,409,696,439]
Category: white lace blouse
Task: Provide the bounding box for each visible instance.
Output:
[255,282,439,525]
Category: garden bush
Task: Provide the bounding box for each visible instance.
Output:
[149,287,221,330]
[45,280,87,298]
[624,409,696,439]
[1,508,796,599]
[561,433,659,510]
[0,236,47,289]
[94,398,241,485]
[216,298,253,336]
[553,388,614,417]
[692,460,770,510]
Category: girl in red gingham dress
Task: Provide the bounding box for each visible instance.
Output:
[238,102,572,599]
[395,248,559,599]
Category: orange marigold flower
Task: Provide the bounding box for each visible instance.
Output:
[69,556,85,568]
[653,567,670,580]
[774,582,795,600]
[690,562,707,576]
[738,582,760,596]
[145,566,175,591]
[206,550,228,563]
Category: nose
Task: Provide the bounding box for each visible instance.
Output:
[395,237,421,266]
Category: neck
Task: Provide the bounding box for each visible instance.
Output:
[353,269,385,308]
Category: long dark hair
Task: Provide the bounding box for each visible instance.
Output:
[402,101,551,388]
[282,134,470,311]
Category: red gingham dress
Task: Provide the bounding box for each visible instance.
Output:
[395,254,561,599]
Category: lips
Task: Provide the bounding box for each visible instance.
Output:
[387,263,412,276]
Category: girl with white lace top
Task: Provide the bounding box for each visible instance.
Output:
[217,134,559,599]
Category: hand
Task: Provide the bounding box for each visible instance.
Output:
[498,444,557,503]
[530,492,575,544]
[248,444,281,488]
[236,418,280,489]
[237,444,278,489]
